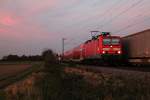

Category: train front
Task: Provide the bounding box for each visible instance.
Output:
[100,34,122,62]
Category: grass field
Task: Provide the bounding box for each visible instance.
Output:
[0,64,31,79]
[0,62,42,89]
[0,62,43,100]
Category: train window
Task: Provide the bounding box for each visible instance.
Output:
[111,38,120,45]
[103,38,111,45]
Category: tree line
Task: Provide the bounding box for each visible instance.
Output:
[0,49,60,62]
[1,54,43,61]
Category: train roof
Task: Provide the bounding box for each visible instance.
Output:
[123,28,150,38]
[84,35,120,44]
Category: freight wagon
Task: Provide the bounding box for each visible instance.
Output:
[64,32,122,64]
[122,29,150,65]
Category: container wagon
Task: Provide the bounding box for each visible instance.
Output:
[122,29,150,65]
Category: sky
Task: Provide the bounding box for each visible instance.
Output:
[0,0,150,58]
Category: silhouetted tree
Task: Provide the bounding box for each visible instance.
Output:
[42,49,57,68]
[4,55,20,61]
[20,55,28,61]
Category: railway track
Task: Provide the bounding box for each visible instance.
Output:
[80,65,150,74]
[80,64,150,72]
[65,63,150,80]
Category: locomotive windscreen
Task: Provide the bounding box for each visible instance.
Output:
[111,38,120,45]
[103,38,111,45]
[103,38,120,45]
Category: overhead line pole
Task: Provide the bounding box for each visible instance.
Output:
[62,38,66,60]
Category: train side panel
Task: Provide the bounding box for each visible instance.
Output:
[83,39,99,59]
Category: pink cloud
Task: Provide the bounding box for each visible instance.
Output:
[0,28,7,33]
[0,16,17,26]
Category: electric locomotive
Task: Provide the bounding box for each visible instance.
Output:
[64,32,122,64]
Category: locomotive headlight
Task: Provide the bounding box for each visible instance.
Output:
[102,51,106,54]
[118,51,121,54]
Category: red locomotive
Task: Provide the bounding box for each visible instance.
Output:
[64,32,122,63]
